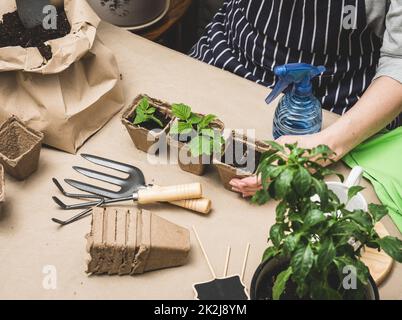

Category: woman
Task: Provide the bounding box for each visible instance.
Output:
[190,0,402,197]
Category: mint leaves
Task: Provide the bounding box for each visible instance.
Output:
[133,97,164,128]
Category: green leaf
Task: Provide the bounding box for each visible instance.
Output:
[336,257,370,286]
[149,115,163,128]
[317,239,336,269]
[310,145,334,157]
[177,121,194,134]
[376,236,402,262]
[275,201,287,222]
[368,204,389,222]
[189,114,202,124]
[293,167,312,196]
[348,186,365,201]
[304,209,326,228]
[274,168,294,199]
[320,168,345,183]
[172,103,192,120]
[310,283,342,300]
[200,128,215,138]
[198,114,217,129]
[169,121,179,134]
[188,135,212,157]
[291,244,314,282]
[344,210,373,230]
[251,189,270,205]
[265,141,285,152]
[133,112,147,125]
[312,178,328,208]
[137,97,150,111]
[283,234,300,253]
[146,107,156,114]
[272,267,293,300]
[269,224,284,247]
[262,247,278,262]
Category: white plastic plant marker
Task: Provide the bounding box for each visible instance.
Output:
[192,227,250,300]
[325,167,393,285]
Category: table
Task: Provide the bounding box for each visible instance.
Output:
[136,0,193,42]
[0,22,400,300]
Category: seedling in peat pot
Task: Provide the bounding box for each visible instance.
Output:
[169,103,224,175]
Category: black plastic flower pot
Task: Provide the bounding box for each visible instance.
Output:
[250,256,379,300]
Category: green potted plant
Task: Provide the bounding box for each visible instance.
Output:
[122,94,173,153]
[213,131,269,191]
[168,103,224,176]
[250,142,402,300]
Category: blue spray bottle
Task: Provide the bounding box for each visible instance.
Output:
[266,63,326,139]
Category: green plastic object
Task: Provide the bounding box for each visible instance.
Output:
[343,127,402,233]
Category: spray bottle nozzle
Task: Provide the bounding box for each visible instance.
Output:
[265,63,326,104]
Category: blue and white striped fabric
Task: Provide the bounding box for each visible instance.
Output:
[190,0,401,129]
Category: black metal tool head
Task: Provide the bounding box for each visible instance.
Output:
[65,154,146,199]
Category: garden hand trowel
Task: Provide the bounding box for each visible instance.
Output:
[16,0,63,29]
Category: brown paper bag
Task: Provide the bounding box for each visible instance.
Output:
[0,0,124,153]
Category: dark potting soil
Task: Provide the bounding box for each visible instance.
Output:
[132,109,171,131]
[0,9,71,60]
[222,139,262,173]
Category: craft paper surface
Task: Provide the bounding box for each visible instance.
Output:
[0,22,400,299]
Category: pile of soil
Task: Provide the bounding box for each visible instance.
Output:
[0,9,71,60]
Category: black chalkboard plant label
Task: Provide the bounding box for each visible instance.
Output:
[122,94,173,154]
[213,132,269,191]
[194,275,249,300]
[192,227,250,300]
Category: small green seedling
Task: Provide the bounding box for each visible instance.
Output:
[133,97,163,128]
[170,103,223,158]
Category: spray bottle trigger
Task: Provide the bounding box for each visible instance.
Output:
[265,79,289,105]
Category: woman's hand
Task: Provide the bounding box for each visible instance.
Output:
[230,175,262,198]
[229,132,339,197]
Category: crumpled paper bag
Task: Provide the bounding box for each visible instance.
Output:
[0,0,124,153]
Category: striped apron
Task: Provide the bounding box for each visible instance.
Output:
[190,0,401,129]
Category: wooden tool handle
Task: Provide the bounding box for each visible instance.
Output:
[137,183,202,204]
[169,198,212,215]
